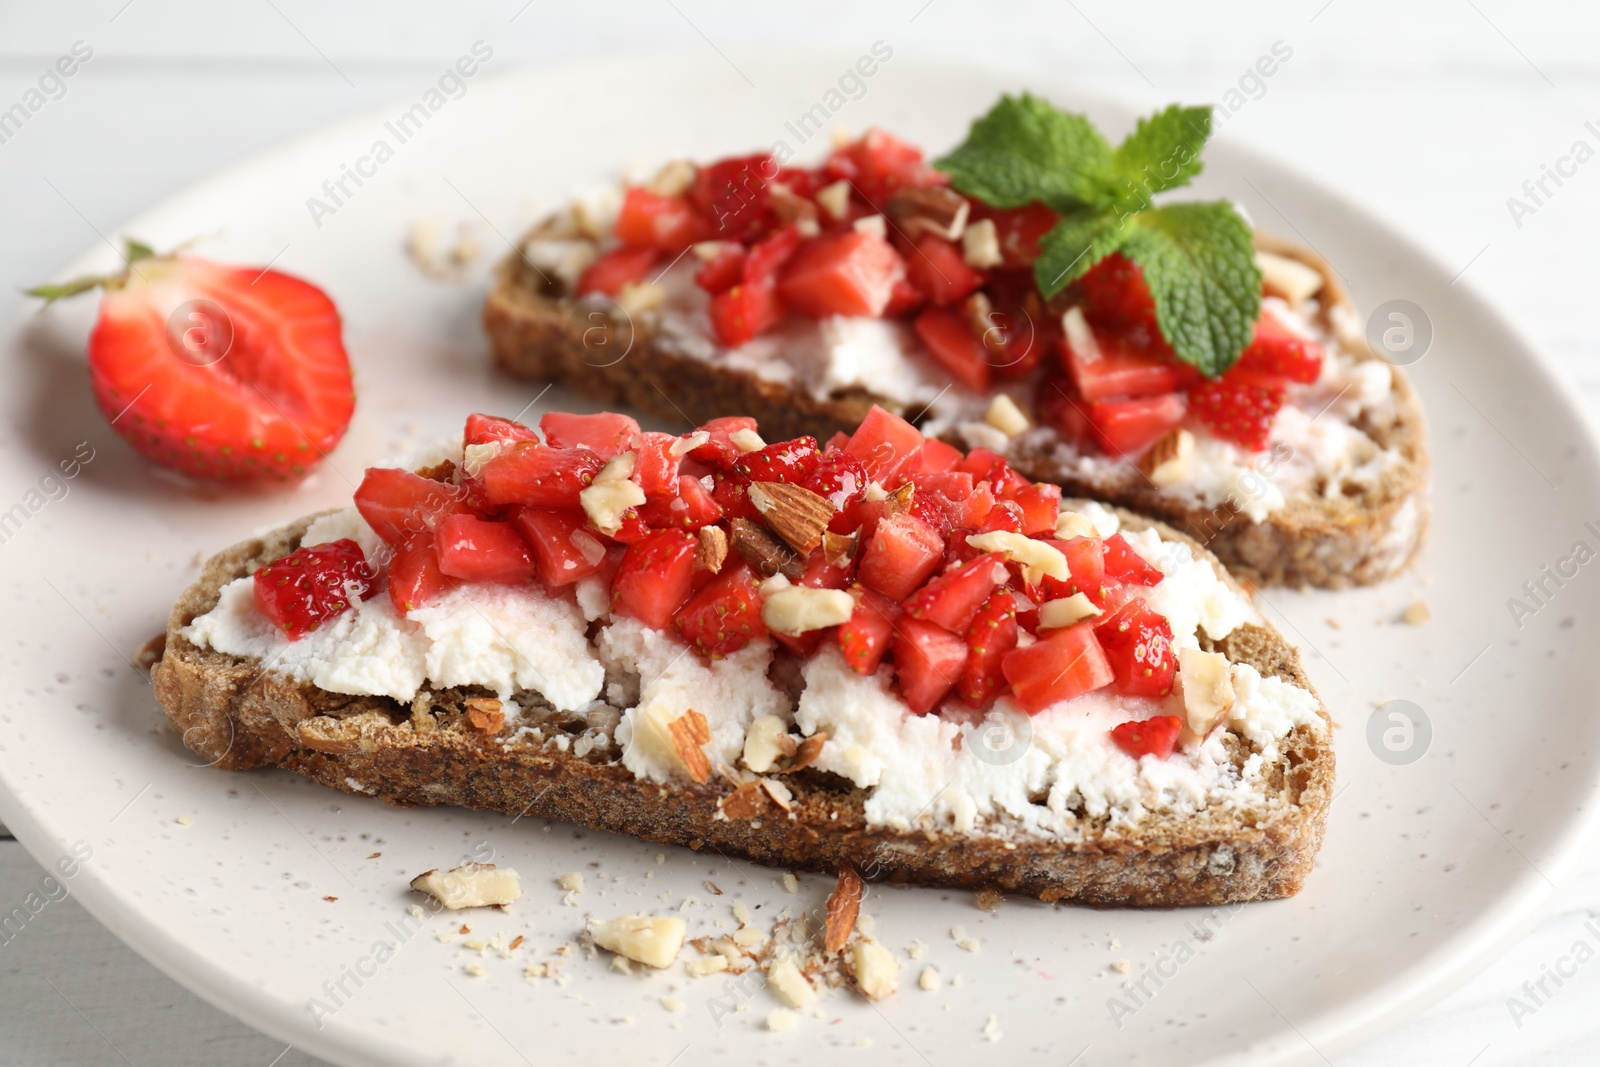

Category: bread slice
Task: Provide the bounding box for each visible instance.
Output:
[153,506,1334,908]
[484,231,1428,589]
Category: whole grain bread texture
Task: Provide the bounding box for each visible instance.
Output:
[484,229,1428,589]
[153,507,1334,908]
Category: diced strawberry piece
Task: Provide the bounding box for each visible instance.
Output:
[972,202,1058,268]
[605,512,652,545]
[804,448,870,515]
[576,245,659,297]
[675,563,766,656]
[892,617,968,715]
[689,416,760,470]
[253,538,376,639]
[1110,715,1183,760]
[885,274,926,316]
[824,431,851,453]
[837,586,899,674]
[354,467,469,547]
[1005,482,1061,536]
[903,552,1007,633]
[734,435,820,484]
[615,187,704,250]
[958,590,1019,708]
[694,245,746,294]
[1042,536,1107,604]
[1035,376,1094,448]
[858,511,945,601]
[1238,312,1323,384]
[611,529,698,629]
[778,231,906,319]
[959,448,1028,495]
[711,471,759,522]
[912,306,991,392]
[1001,623,1114,714]
[1102,533,1163,586]
[464,413,538,446]
[845,405,924,484]
[1088,394,1187,456]
[387,534,451,615]
[978,500,1024,535]
[479,441,603,508]
[675,474,725,528]
[539,411,640,458]
[1075,253,1160,334]
[435,514,538,584]
[905,236,984,306]
[909,488,957,539]
[632,431,682,496]
[743,225,804,281]
[512,507,609,587]
[1188,375,1284,452]
[692,153,780,242]
[909,471,974,504]
[709,279,785,347]
[1063,333,1187,402]
[1095,600,1176,697]
[954,482,997,530]
[823,128,940,203]
[799,547,854,590]
[903,438,963,474]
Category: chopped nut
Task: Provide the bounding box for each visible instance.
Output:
[1401,600,1431,625]
[1037,593,1101,629]
[695,524,728,573]
[848,939,899,1001]
[719,780,773,820]
[729,427,766,453]
[766,1008,800,1031]
[758,776,794,811]
[957,937,980,953]
[579,451,645,536]
[742,715,789,774]
[615,281,666,317]
[974,888,1003,913]
[1055,511,1098,539]
[782,872,800,894]
[557,871,585,892]
[815,179,852,221]
[886,184,970,241]
[687,955,729,976]
[1178,648,1235,741]
[884,481,916,515]
[410,863,521,909]
[747,481,834,556]
[762,586,856,636]
[1110,959,1131,974]
[769,182,819,228]
[461,441,503,479]
[779,732,827,774]
[965,292,1007,356]
[588,915,687,969]
[984,394,1030,436]
[1141,427,1195,486]
[647,159,696,198]
[767,956,817,1007]
[672,430,711,457]
[1060,307,1100,362]
[965,530,1068,584]
[962,217,1002,268]
[983,1014,1002,1042]
[825,867,864,954]
[822,530,858,567]
[918,965,942,991]
[414,458,456,483]
[852,214,888,239]
[464,697,505,734]
[1256,250,1325,305]
[691,241,731,261]
[660,995,685,1013]
[729,518,804,580]
[667,710,712,784]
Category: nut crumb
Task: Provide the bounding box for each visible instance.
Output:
[974,888,1002,913]
[907,939,927,960]
[782,872,799,894]
[766,1008,799,1032]
[557,872,585,893]
[1325,617,1341,630]
[854,1036,874,1048]
[983,1014,1003,1042]
[957,938,980,953]
[918,965,942,991]
[660,996,684,1012]
[1401,600,1430,625]
[1110,959,1131,974]
[175,815,194,826]
[464,961,486,978]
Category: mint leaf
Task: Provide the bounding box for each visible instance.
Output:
[1109,104,1211,214]
[1034,211,1129,297]
[934,93,1115,212]
[1118,202,1261,377]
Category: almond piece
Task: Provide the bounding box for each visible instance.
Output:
[414,458,457,483]
[884,481,915,516]
[1178,648,1235,741]
[1256,250,1324,305]
[615,280,666,317]
[742,715,789,773]
[886,184,970,241]
[1141,427,1194,487]
[758,776,794,812]
[822,529,858,568]
[848,939,899,1001]
[778,732,828,774]
[852,214,887,239]
[696,525,728,573]
[965,531,1068,584]
[965,291,1007,356]
[588,915,687,969]
[815,179,852,221]
[718,780,771,820]
[767,956,817,1008]
[761,586,855,636]
[769,182,819,228]
[647,159,695,198]
[667,710,712,784]
[985,394,1029,436]
[410,862,521,909]
[728,517,804,580]
[961,217,1002,268]
[825,867,864,953]
[729,427,766,453]
[579,451,644,536]
[464,697,505,734]
[670,430,710,456]
[1037,594,1100,630]
[1055,511,1098,539]
[747,481,834,556]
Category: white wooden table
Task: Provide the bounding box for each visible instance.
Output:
[3,2,1598,1063]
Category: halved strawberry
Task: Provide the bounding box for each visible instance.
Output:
[253,538,375,638]
[611,529,698,629]
[435,514,538,584]
[892,617,967,715]
[845,405,924,484]
[709,279,785,347]
[905,236,984,306]
[1001,622,1114,714]
[1239,312,1323,384]
[478,442,603,508]
[539,411,639,457]
[1188,375,1283,451]
[837,586,899,674]
[902,553,1007,633]
[1102,533,1163,586]
[576,245,659,297]
[735,435,820,484]
[958,590,1019,708]
[354,467,468,547]
[913,306,991,392]
[1095,600,1176,697]
[387,534,452,615]
[41,250,356,484]
[512,507,609,587]
[1110,715,1183,759]
[778,231,906,319]
[675,563,766,656]
[858,511,945,601]
[615,187,704,250]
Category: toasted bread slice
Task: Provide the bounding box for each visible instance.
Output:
[153,505,1333,908]
[484,232,1428,589]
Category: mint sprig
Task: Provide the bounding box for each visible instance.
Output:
[934,95,1261,377]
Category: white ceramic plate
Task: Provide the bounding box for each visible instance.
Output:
[3,51,1596,1067]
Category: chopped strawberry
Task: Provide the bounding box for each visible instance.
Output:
[611,529,698,630]
[711,471,759,522]
[804,448,870,514]
[845,405,924,484]
[1004,482,1061,536]
[972,202,1058,268]
[1041,536,1106,604]
[709,279,785,347]
[253,539,376,639]
[1102,533,1163,586]
[354,467,468,547]
[958,590,1019,708]
[1088,394,1186,456]
[69,254,355,484]
[837,586,899,674]
[673,474,726,529]
[735,435,820,484]
[576,245,659,297]
[892,617,968,715]
[689,416,760,470]
[1110,715,1183,760]
[615,187,705,250]
[978,500,1024,535]
[692,153,780,241]
[952,482,997,530]
[1095,600,1176,697]
[1001,623,1114,714]
[675,563,766,656]
[778,231,906,319]
[435,514,538,584]
[902,438,963,474]
[538,412,639,458]
[1034,375,1094,448]
[903,553,1007,633]
[905,236,984,306]
[743,225,805,281]
[1188,375,1284,451]
[1239,313,1323,384]
[823,128,939,203]
[1062,333,1188,402]
[464,413,539,446]
[632,432,682,496]
[1074,253,1160,334]
[858,511,945,601]
[959,449,1029,495]
[694,245,746,294]
[512,507,609,587]
[907,485,955,538]
[909,471,974,504]
[387,534,451,615]
[478,441,603,509]
[913,306,991,392]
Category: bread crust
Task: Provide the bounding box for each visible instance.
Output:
[483,232,1428,589]
[153,509,1334,908]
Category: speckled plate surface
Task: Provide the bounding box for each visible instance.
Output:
[2,52,1597,1067]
